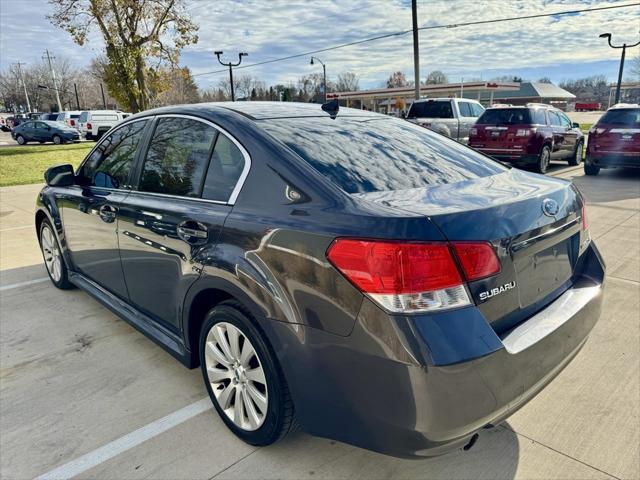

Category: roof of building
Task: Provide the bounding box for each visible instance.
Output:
[470,82,575,101]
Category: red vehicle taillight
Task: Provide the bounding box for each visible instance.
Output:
[87,123,92,130]
[70,119,75,126]
[326,239,500,313]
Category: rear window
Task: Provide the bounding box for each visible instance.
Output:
[92,114,119,121]
[599,109,640,126]
[260,116,505,194]
[79,112,89,123]
[408,101,454,119]
[477,108,532,125]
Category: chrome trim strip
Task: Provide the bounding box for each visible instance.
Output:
[510,217,580,252]
[154,114,252,205]
[501,279,601,354]
[123,189,229,206]
[477,148,523,153]
[609,128,640,134]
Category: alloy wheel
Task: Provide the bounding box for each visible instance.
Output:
[41,225,62,282]
[204,322,268,431]
[540,148,550,173]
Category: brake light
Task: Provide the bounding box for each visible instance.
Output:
[589,126,606,135]
[516,128,536,136]
[452,243,501,281]
[87,123,92,130]
[327,239,500,313]
[70,119,75,126]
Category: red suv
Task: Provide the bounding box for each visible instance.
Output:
[584,104,640,176]
[468,104,584,174]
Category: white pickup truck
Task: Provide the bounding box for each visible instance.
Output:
[78,110,131,140]
[407,98,485,143]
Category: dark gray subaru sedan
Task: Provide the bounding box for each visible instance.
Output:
[35,102,604,457]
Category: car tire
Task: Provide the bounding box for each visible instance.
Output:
[52,134,62,145]
[568,141,583,166]
[584,157,600,176]
[536,145,551,174]
[39,219,73,290]
[16,135,26,145]
[199,301,297,446]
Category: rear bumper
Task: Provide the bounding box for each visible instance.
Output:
[473,149,539,164]
[587,153,640,168]
[262,242,605,458]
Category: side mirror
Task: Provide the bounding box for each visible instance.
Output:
[44,163,75,187]
[572,122,580,129]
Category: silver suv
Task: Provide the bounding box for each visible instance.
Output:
[407,98,485,143]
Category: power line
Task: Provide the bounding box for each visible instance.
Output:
[193,2,640,78]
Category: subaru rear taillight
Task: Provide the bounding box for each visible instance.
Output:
[326,239,500,313]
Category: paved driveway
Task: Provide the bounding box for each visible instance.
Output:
[1,166,638,480]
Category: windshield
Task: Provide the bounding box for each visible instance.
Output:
[259,116,506,194]
[477,108,533,125]
[599,109,640,126]
[407,101,454,119]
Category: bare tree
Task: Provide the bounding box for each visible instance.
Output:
[336,72,359,92]
[425,70,448,85]
[386,71,408,88]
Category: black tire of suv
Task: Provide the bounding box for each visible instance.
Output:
[52,134,62,145]
[16,135,26,145]
[38,218,73,290]
[199,300,297,446]
[568,141,583,166]
[536,145,551,174]
[584,157,600,176]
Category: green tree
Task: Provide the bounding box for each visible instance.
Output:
[48,0,198,112]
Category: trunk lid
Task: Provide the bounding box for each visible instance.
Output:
[355,169,586,332]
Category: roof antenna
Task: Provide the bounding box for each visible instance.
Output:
[321,99,339,118]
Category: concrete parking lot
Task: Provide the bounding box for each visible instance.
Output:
[1,166,638,480]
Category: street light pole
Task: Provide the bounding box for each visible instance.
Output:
[599,33,640,104]
[310,56,327,103]
[411,0,420,101]
[214,51,248,101]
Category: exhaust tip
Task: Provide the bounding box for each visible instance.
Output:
[463,433,479,451]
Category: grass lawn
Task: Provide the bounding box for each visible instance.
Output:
[0,142,93,187]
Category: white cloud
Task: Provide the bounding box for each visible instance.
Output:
[1,0,638,89]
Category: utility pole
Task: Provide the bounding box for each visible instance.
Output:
[14,62,32,112]
[73,83,80,110]
[214,51,248,101]
[99,83,107,109]
[43,49,63,111]
[411,0,420,100]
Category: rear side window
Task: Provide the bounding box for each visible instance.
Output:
[477,108,532,125]
[548,111,563,126]
[408,101,453,119]
[599,108,640,126]
[260,116,506,194]
[470,103,485,117]
[139,117,217,198]
[202,134,245,202]
[531,109,547,125]
[79,112,89,123]
[458,102,475,117]
[81,120,148,189]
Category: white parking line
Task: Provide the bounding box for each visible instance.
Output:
[34,398,211,480]
[0,225,33,232]
[0,277,49,291]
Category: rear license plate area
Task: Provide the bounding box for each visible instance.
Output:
[514,239,573,308]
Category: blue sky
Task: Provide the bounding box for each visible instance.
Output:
[1,0,638,90]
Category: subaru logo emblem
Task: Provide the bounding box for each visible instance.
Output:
[542,198,559,217]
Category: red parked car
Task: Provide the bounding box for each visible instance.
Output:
[584,104,640,176]
[468,104,584,174]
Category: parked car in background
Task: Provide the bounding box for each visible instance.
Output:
[78,110,129,140]
[468,103,584,174]
[0,117,9,132]
[56,111,83,130]
[40,113,61,121]
[584,103,640,175]
[35,102,603,458]
[406,98,485,142]
[575,102,602,112]
[7,114,29,129]
[11,120,80,145]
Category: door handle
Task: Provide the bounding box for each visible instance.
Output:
[177,222,208,242]
[99,204,117,223]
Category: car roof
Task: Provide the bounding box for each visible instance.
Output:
[132,101,383,121]
[609,103,639,110]
[412,98,480,104]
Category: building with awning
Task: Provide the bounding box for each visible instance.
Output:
[464,82,576,110]
[326,81,520,114]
